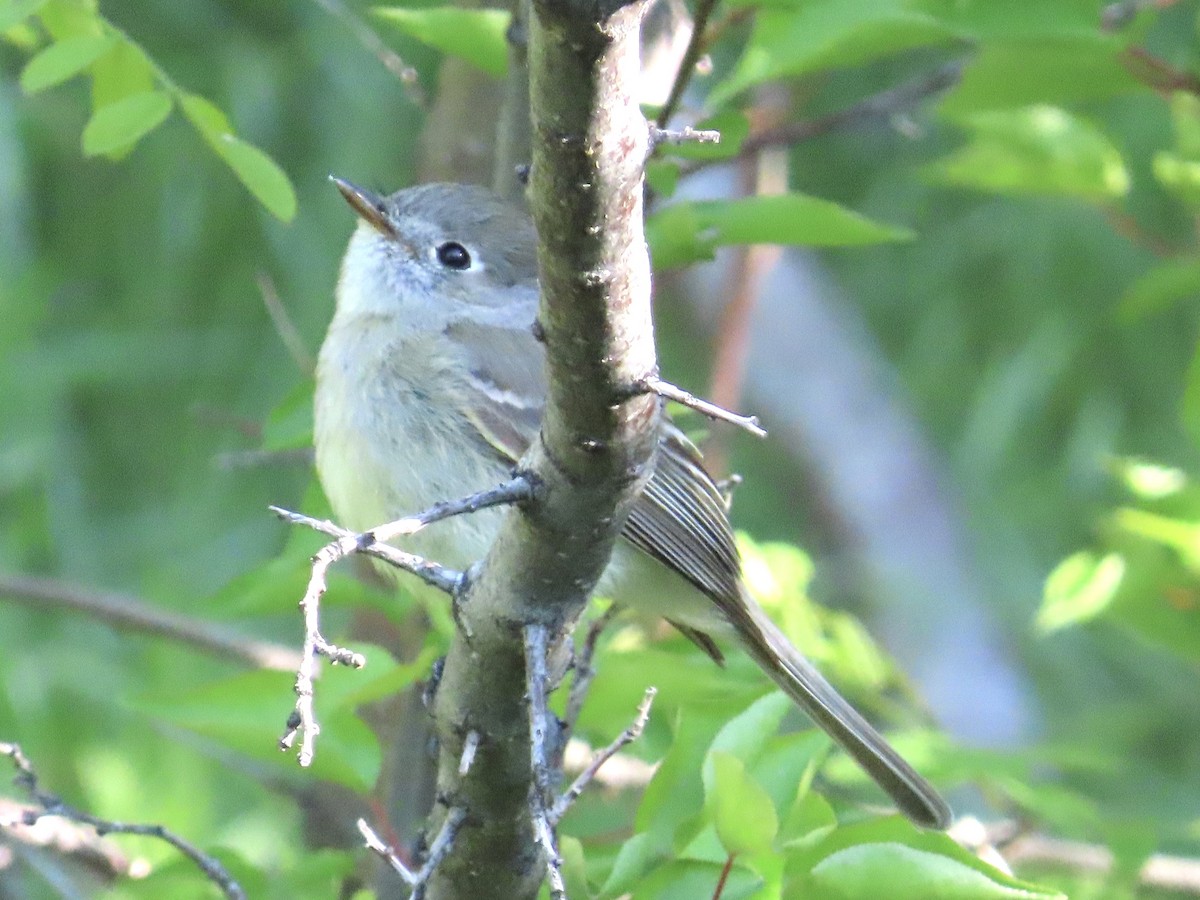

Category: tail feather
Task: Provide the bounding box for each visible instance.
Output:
[737,594,951,830]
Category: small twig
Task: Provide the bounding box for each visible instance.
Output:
[273,478,532,765]
[358,808,467,897]
[562,606,619,739]
[636,374,766,438]
[0,573,302,672]
[365,475,535,545]
[743,61,964,156]
[550,687,655,825]
[459,730,480,776]
[656,0,719,127]
[256,272,315,375]
[271,507,464,596]
[524,624,566,900]
[309,0,426,105]
[650,125,721,149]
[0,743,245,900]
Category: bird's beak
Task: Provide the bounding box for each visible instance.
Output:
[330,176,397,238]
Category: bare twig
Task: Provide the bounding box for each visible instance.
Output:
[257,272,315,375]
[656,0,718,127]
[636,373,766,438]
[740,61,964,156]
[309,0,426,105]
[562,605,619,738]
[524,624,566,900]
[271,507,464,596]
[550,687,655,824]
[273,478,532,765]
[650,124,721,149]
[358,808,467,897]
[364,475,535,545]
[0,573,301,671]
[0,743,245,900]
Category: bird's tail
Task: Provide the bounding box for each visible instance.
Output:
[734,590,951,830]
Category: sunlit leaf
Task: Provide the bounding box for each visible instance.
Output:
[81,89,172,156]
[785,818,1066,898]
[0,0,49,31]
[711,0,956,106]
[707,751,779,856]
[648,194,912,268]
[212,134,298,222]
[928,105,1128,200]
[1038,551,1125,633]
[938,36,1140,114]
[374,6,508,77]
[20,33,114,93]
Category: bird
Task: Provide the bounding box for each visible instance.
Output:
[313,178,951,829]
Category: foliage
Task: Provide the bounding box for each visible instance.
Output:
[3,0,1200,897]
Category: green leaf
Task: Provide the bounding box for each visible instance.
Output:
[648,194,912,268]
[1037,551,1125,633]
[374,6,508,77]
[179,92,233,141]
[1120,258,1200,321]
[707,751,779,856]
[710,0,956,107]
[212,134,298,222]
[708,692,791,764]
[20,33,114,93]
[784,818,1065,899]
[1153,152,1200,211]
[81,89,173,156]
[1167,91,1200,159]
[89,36,155,110]
[938,36,1140,115]
[928,106,1129,201]
[801,842,1064,899]
[0,0,49,31]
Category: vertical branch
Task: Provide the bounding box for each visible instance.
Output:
[423,0,658,896]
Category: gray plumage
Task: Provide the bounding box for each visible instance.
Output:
[315,180,950,829]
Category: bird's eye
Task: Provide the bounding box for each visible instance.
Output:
[436,242,472,270]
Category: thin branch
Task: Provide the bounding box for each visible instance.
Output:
[0,743,245,900]
[636,373,766,438]
[309,0,426,106]
[270,507,464,596]
[256,272,315,375]
[524,625,566,900]
[550,687,655,824]
[358,808,467,897]
[0,573,301,671]
[656,0,718,127]
[739,61,964,155]
[273,478,532,765]
[365,475,535,545]
[650,125,721,149]
[562,605,619,739]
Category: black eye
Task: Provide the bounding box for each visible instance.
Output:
[436,242,471,270]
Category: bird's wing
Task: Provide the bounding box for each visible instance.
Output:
[622,422,742,606]
[444,318,543,465]
[446,318,742,624]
